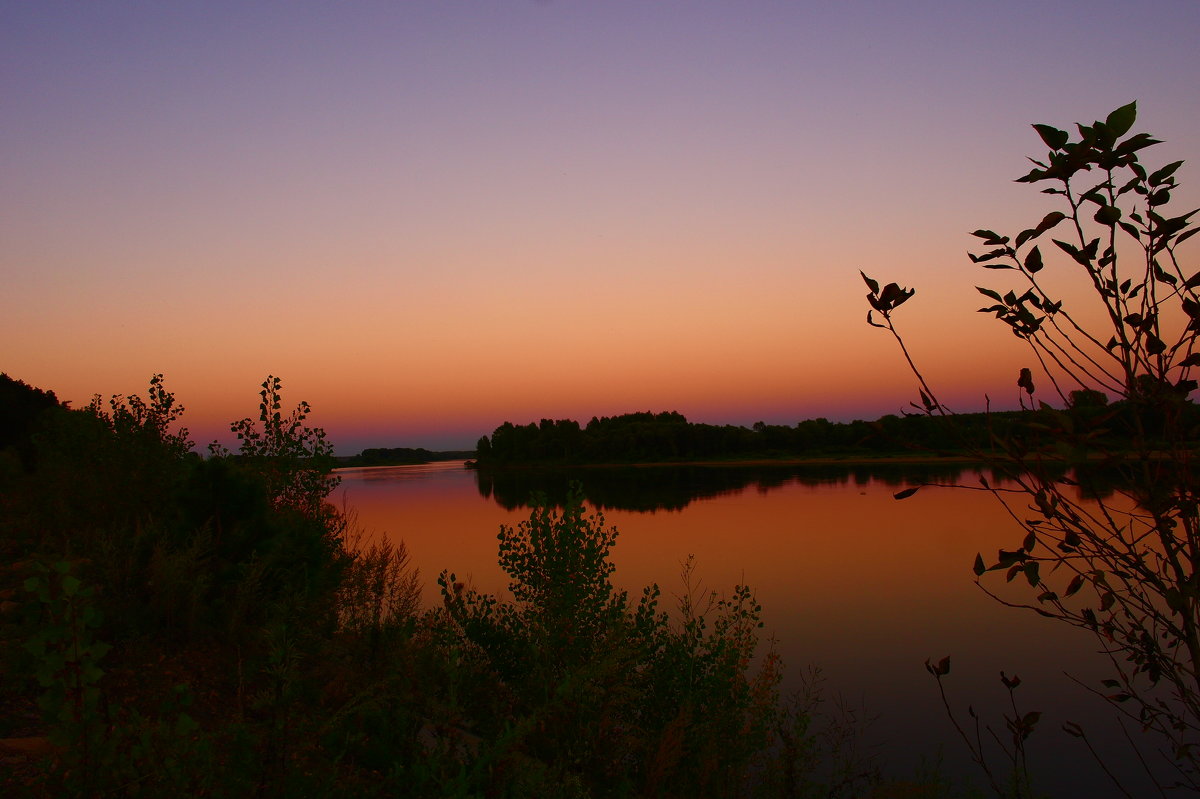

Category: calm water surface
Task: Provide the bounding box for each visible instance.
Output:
[336,460,1157,796]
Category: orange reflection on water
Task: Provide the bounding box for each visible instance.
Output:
[337,461,1132,793]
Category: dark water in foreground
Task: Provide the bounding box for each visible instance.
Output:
[336,461,1161,797]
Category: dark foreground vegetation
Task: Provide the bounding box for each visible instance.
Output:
[0,372,915,798]
[866,103,1200,796]
[471,397,1197,467]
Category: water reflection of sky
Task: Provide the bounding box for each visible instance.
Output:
[337,461,1155,797]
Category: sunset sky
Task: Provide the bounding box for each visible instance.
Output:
[4,1,1199,453]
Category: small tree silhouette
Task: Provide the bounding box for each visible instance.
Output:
[215,375,338,516]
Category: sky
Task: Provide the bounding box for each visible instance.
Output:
[3,0,1199,453]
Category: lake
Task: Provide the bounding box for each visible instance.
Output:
[336,460,1159,796]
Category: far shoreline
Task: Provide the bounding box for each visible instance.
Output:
[467,453,997,470]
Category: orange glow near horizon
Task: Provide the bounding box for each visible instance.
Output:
[0,256,1141,454]
[3,4,1198,451]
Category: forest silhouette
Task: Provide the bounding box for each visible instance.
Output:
[471,398,1186,466]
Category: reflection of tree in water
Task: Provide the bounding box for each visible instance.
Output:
[475,462,975,513]
[1069,460,1175,503]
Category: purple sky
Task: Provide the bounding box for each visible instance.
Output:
[4,1,1199,452]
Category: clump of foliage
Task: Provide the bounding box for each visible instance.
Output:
[433,486,784,796]
[212,374,340,516]
[0,374,367,795]
[866,102,1200,793]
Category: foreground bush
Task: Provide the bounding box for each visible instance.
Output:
[433,487,781,796]
[4,374,893,798]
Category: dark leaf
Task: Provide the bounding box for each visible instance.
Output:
[970,229,1008,244]
[879,283,915,309]
[1094,205,1122,226]
[1024,561,1041,587]
[1024,247,1043,273]
[997,549,1028,568]
[1018,367,1035,394]
[860,271,880,294]
[893,487,920,500]
[1118,175,1142,196]
[1153,261,1178,285]
[1032,124,1069,150]
[1105,102,1136,138]
[1053,238,1086,264]
[1148,160,1183,186]
[969,247,1010,264]
[1035,211,1067,235]
[1115,133,1161,156]
[1118,221,1142,240]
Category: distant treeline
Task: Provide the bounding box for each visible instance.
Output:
[336,447,475,467]
[472,391,1193,466]
[473,410,1010,465]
